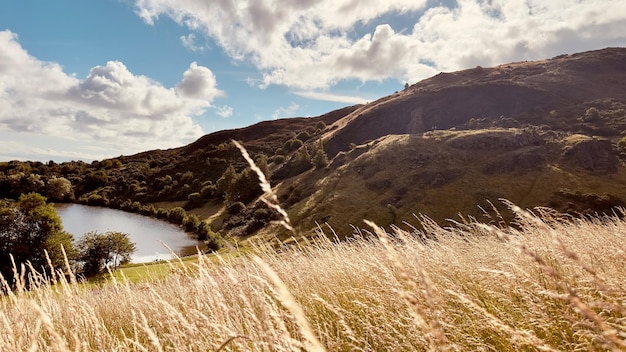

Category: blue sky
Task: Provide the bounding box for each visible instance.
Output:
[1,0,625,162]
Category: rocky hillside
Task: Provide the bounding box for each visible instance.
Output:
[323,47,626,156]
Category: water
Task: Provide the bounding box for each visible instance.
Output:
[55,204,202,263]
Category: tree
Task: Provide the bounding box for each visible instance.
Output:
[229,168,263,204]
[312,141,329,169]
[46,176,73,201]
[77,231,136,276]
[216,164,237,199]
[0,193,77,285]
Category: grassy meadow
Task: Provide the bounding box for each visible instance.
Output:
[1,203,626,351]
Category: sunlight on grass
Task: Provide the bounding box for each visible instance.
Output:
[1,203,626,350]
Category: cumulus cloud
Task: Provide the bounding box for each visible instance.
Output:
[176,62,223,101]
[0,30,223,156]
[133,0,626,89]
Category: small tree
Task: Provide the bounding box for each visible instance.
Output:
[312,140,329,169]
[46,176,73,201]
[77,231,136,276]
[216,164,237,198]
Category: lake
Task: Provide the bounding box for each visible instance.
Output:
[55,203,202,263]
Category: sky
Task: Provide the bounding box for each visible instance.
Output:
[1,0,625,162]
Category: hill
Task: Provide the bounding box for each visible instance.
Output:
[2,47,626,242]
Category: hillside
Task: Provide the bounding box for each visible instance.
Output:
[323,47,626,156]
[2,47,626,242]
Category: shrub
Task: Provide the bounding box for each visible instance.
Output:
[156,207,169,219]
[180,171,194,184]
[284,138,303,152]
[183,214,200,232]
[312,147,329,169]
[168,207,187,224]
[618,136,626,149]
[139,205,157,216]
[583,107,601,122]
[87,194,108,206]
[200,183,216,198]
[187,192,201,202]
[295,131,311,142]
[272,155,286,164]
[227,201,246,215]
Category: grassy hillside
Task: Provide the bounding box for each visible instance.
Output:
[273,128,626,237]
[1,204,625,351]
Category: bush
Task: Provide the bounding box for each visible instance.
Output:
[618,136,626,149]
[183,214,200,232]
[139,205,157,216]
[284,139,303,152]
[272,155,286,164]
[295,131,311,142]
[156,207,169,219]
[87,194,108,206]
[583,107,601,122]
[312,147,329,169]
[227,202,246,215]
[200,183,216,198]
[168,207,187,224]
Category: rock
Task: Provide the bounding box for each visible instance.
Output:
[447,128,543,151]
[482,147,547,174]
[561,135,619,174]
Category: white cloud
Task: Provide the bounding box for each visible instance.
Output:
[215,105,233,118]
[176,62,223,101]
[0,30,223,157]
[133,0,626,89]
[180,33,206,52]
[293,91,368,105]
[271,102,300,119]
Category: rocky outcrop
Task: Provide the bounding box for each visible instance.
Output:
[482,146,547,174]
[561,135,619,175]
[446,129,543,151]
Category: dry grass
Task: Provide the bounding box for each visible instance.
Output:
[1,204,626,351]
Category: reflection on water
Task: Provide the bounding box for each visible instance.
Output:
[55,204,202,263]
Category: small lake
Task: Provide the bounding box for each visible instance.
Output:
[55,204,202,264]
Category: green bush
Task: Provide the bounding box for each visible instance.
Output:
[284,139,303,152]
[200,183,216,198]
[168,207,187,225]
[87,194,108,206]
[183,214,200,232]
[312,147,329,169]
[296,131,311,142]
[156,207,169,219]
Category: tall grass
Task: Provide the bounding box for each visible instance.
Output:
[1,204,625,351]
